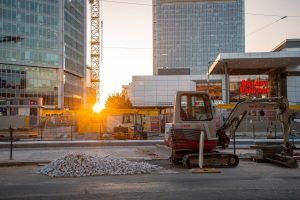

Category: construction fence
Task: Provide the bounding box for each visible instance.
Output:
[0,108,162,141]
[1,106,300,141]
[0,115,78,141]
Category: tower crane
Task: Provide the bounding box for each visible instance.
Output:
[89,0,102,108]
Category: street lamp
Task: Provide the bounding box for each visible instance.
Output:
[207,59,220,97]
[207,61,214,94]
[207,65,210,94]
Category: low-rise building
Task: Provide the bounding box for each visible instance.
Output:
[126,39,300,107]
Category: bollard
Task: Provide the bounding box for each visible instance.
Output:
[9,126,13,160]
[190,131,220,173]
[199,131,204,169]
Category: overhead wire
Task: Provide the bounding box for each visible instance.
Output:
[102,0,300,19]
[101,0,299,46]
[246,16,288,38]
[246,12,300,18]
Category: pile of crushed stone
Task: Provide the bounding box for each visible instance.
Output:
[38,152,162,177]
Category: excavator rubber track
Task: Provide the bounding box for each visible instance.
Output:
[182,152,239,169]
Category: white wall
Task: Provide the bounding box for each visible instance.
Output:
[127,75,225,107]
[287,76,300,104]
[128,75,195,106]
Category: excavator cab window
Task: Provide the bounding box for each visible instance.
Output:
[180,94,213,121]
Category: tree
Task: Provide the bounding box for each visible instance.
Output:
[105,93,132,109]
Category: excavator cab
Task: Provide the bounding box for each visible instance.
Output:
[165,92,218,152]
[165,91,225,166]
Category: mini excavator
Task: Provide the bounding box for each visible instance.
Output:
[164,91,298,168]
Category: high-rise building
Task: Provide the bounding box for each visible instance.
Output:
[0,0,86,111]
[153,0,245,75]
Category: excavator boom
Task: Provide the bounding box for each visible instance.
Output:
[216,96,297,168]
[217,97,290,148]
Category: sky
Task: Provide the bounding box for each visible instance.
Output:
[87,0,300,108]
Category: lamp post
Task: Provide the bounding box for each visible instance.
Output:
[207,65,210,94]
[207,61,213,94]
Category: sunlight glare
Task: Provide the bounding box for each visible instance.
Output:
[93,103,102,113]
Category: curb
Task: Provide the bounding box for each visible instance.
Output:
[0,140,165,148]
[0,160,50,167]
[1,139,299,149]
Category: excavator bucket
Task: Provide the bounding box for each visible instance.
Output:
[253,145,298,168]
[266,154,298,168]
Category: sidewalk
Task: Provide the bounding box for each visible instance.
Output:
[0,139,299,167]
[0,145,169,167]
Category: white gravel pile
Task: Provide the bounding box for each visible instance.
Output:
[38,152,162,177]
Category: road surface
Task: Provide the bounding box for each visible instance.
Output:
[0,160,300,200]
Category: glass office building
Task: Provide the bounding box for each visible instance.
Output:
[153,0,245,75]
[0,0,86,110]
[63,0,86,109]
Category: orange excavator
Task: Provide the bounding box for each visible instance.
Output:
[164,91,298,168]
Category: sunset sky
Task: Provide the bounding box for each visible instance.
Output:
[88,0,300,107]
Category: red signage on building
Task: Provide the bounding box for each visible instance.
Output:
[240,80,270,95]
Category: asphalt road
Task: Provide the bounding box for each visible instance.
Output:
[0,160,300,200]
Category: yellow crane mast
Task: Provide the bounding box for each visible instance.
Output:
[89,0,102,104]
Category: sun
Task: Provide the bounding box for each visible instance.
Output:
[93,103,102,113]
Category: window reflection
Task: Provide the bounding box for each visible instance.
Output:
[0,64,58,106]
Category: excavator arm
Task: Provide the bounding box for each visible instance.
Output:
[217,97,291,148]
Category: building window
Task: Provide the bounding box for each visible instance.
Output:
[196,81,222,100]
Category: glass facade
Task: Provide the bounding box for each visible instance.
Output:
[0,0,86,109]
[64,72,84,109]
[153,0,245,75]
[0,63,58,105]
[64,0,85,75]
[63,0,85,109]
[0,0,60,66]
